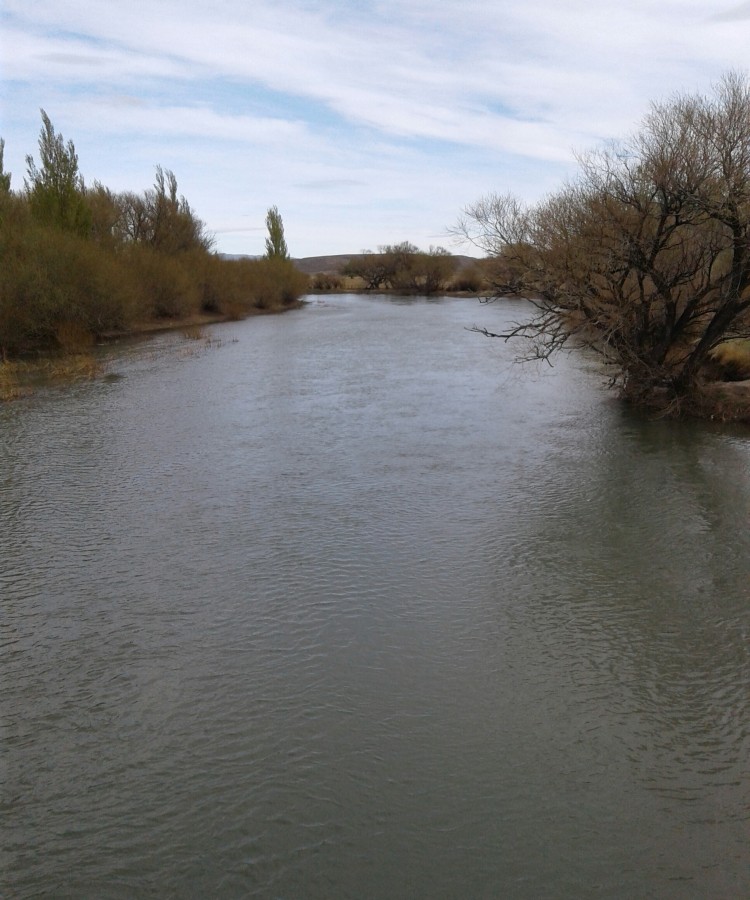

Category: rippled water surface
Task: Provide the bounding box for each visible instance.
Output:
[2,294,749,898]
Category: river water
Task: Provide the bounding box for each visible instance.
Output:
[1,294,749,898]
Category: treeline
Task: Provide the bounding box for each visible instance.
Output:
[337,242,486,294]
[0,111,308,357]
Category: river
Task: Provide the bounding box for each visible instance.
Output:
[2,294,749,898]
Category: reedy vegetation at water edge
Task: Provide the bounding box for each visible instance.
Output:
[0,112,308,359]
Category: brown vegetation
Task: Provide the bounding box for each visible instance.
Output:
[455,72,750,421]
[341,243,459,294]
[0,112,309,367]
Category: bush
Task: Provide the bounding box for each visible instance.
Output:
[311,272,343,291]
[244,258,309,309]
[0,222,135,353]
[0,113,308,358]
[123,244,201,320]
[449,264,485,293]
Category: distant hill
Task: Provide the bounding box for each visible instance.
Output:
[292,253,480,274]
[292,255,353,274]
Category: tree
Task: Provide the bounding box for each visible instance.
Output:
[342,249,394,290]
[417,246,457,294]
[116,190,151,244]
[0,138,10,194]
[25,109,91,236]
[455,72,750,415]
[143,166,213,254]
[343,242,457,293]
[380,241,419,290]
[264,206,289,259]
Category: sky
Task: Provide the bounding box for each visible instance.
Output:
[2,1,750,258]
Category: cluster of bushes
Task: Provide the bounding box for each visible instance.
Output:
[333,243,492,294]
[0,113,308,358]
[310,272,345,291]
[448,263,488,293]
[341,242,459,294]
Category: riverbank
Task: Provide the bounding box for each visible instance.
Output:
[0,301,305,402]
[688,379,750,424]
[99,299,304,341]
[4,293,750,426]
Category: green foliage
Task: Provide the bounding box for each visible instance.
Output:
[144,166,214,255]
[264,206,289,259]
[25,110,91,236]
[0,138,11,195]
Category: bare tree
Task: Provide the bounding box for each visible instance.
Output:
[342,250,394,290]
[343,242,457,293]
[111,167,213,254]
[455,72,750,413]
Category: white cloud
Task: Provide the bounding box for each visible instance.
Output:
[711,1,750,21]
[2,0,748,255]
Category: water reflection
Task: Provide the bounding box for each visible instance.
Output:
[484,395,750,869]
[1,295,748,898]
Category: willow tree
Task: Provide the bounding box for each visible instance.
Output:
[456,72,750,414]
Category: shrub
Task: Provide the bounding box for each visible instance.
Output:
[311,272,343,291]
[450,264,485,293]
[0,222,134,353]
[123,244,201,320]
[244,258,309,309]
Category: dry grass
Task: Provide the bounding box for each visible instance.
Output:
[0,353,102,402]
[181,325,207,340]
[44,354,101,380]
[695,380,750,422]
[708,340,750,381]
[0,362,32,402]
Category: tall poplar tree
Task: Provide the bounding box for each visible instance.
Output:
[25,109,91,235]
[0,138,11,194]
[264,206,289,259]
